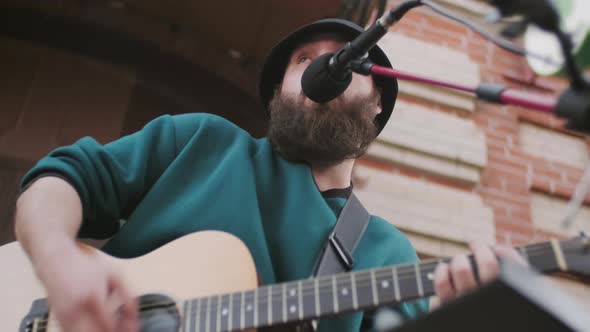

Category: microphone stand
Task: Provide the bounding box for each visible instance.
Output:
[352,0,590,235]
[351,0,590,132]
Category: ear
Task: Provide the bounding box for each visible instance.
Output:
[374,86,383,114]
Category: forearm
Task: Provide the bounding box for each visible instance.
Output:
[15,176,83,267]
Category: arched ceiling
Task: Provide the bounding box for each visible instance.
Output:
[0,0,381,97]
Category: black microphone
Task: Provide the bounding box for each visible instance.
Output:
[301,1,422,104]
[301,22,389,104]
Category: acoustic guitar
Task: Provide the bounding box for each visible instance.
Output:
[1,230,589,331]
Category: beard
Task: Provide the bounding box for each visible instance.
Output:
[267,90,379,167]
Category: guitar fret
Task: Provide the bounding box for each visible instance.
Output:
[240,291,245,330]
[244,290,255,329]
[419,263,437,297]
[205,296,211,332]
[216,295,222,332]
[398,265,419,300]
[332,275,339,313]
[370,269,378,306]
[255,287,260,327]
[351,273,358,310]
[551,239,568,271]
[392,266,400,302]
[282,283,287,323]
[415,264,424,297]
[182,300,190,332]
[197,298,201,332]
[314,278,320,317]
[355,270,375,309]
[267,286,272,325]
[220,294,231,331]
[228,293,233,331]
[298,281,304,321]
[374,267,395,305]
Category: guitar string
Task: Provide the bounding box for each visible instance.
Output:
[182,244,557,315]
[35,243,557,323]
[182,249,558,320]
[31,244,557,327]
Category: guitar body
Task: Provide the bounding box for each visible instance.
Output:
[2,229,588,331]
[0,231,258,331]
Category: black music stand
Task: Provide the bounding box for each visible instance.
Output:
[389,260,590,332]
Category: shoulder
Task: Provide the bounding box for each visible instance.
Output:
[167,113,259,152]
[361,215,419,265]
[169,113,245,136]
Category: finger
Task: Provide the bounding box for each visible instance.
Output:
[469,242,499,284]
[108,275,139,332]
[88,296,117,332]
[494,245,528,267]
[66,313,107,332]
[450,255,477,294]
[433,262,455,303]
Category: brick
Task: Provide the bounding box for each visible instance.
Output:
[425,17,470,36]
[495,230,533,245]
[531,178,554,194]
[496,219,535,236]
[505,181,529,195]
[418,27,465,49]
[395,166,424,180]
[533,166,564,181]
[480,174,504,190]
[486,131,514,145]
[509,209,532,222]
[487,154,529,173]
[357,157,395,173]
[553,184,576,200]
[485,165,528,183]
[480,189,529,207]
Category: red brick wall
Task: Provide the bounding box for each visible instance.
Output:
[381,1,585,246]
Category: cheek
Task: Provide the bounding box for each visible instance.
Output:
[349,75,374,95]
[280,69,303,96]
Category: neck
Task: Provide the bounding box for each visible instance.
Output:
[311,159,355,192]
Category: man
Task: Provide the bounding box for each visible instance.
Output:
[14,18,523,331]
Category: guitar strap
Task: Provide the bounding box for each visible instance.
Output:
[311,192,370,276]
[302,192,370,331]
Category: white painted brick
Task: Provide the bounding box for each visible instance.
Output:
[378,33,480,111]
[355,165,495,244]
[367,142,481,183]
[368,101,487,183]
[519,123,589,169]
[405,232,469,258]
[530,193,590,236]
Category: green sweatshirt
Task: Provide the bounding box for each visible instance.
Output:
[21,113,427,331]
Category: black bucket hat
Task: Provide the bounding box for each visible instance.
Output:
[258,18,398,134]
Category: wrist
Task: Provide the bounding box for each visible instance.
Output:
[31,235,80,277]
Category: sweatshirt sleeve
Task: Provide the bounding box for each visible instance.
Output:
[19,113,238,239]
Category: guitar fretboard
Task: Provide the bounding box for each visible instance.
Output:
[179,241,560,331]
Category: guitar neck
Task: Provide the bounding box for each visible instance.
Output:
[180,241,562,331]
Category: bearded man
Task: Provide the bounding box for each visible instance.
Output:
[14,18,522,332]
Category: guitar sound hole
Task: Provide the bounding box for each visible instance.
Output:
[136,294,180,332]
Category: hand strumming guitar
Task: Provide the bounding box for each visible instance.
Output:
[14,176,139,332]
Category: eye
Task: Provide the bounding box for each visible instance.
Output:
[297,56,309,64]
